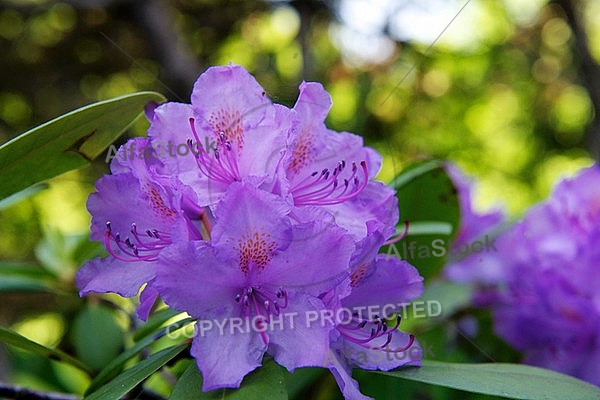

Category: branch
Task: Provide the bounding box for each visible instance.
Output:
[553,0,600,159]
[0,383,79,400]
[133,0,203,101]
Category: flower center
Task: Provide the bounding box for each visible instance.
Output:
[209,109,244,151]
[237,230,277,274]
[287,129,315,175]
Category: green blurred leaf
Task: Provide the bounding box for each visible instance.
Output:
[0,91,165,200]
[170,357,288,400]
[375,360,600,400]
[35,228,105,278]
[0,326,91,374]
[0,261,56,292]
[383,160,460,279]
[85,344,188,400]
[0,261,55,279]
[85,317,194,395]
[420,279,473,320]
[0,276,52,292]
[0,183,48,210]
[400,280,473,332]
[72,304,124,372]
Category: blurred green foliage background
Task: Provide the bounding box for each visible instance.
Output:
[0,0,598,399]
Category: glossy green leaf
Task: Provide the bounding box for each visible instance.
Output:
[0,91,165,200]
[170,357,287,400]
[85,317,195,395]
[0,326,91,374]
[375,360,600,400]
[85,344,188,400]
[72,304,124,372]
[383,160,460,279]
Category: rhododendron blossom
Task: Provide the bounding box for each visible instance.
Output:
[77,64,423,399]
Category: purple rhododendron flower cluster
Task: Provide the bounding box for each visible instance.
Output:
[76,64,424,399]
[446,165,600,386]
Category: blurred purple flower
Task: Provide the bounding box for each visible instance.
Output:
[444,163,505,284]
[450,165,600,385]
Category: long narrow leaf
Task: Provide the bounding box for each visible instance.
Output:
[85,344,188,400]
[375,360,600,399]
[170,357,287,400]
[0,326,91,374]
[85,317,195,395]
[0,91,165,199]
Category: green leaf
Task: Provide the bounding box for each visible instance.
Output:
[85,317,195,395]
[383,160,460,279]
[0,276,53,292]
[375,360,600,400]
[400,280,473,332]
[35,228,104,277]
[0,326,91,374]
[285,367,326,399]
[0,91,165,200]
[72,304,124,372]
[85,344,188,400]
[170,357,288,400]
[0,183,48,210]
[0,261,56,280]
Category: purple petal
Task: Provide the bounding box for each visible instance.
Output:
[190,64,272,141]
[335,332,422,371]
[137,286,159,321]
[261,215,354,296]
[190,321,267,391]
[145,102,206,191]
[293,82,332,123]
[87,172,184,243]
[343,256,423,313]
[76,257,155,297]
[328,181,398,241]
[210,181,293,260]
[266,292,332,371]
[326,352,373,400]
[144,101,160,122]
[154,241,243,318]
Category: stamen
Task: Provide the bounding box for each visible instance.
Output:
[104,221,171,262]
[384,221,411,245]
[188,118,241,184]
[337,313,408,351]
[233,285,288,346]
[291,160,369,206]
[235,286,289,320]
